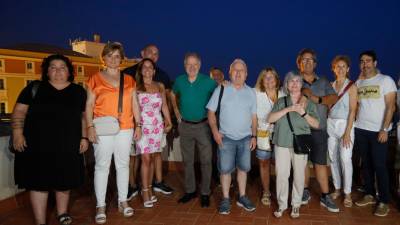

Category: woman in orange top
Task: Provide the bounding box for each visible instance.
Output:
[86,42,141,224]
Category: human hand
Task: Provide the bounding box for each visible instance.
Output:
[13,134,27,152]
[164,122,172,133]
[377,131,388,143]
[302,88,312,98]
[88,127,97,144]
[79,138,89,154]
[341,132,352,149]
[250,137,257,151]
[134,127,142,141]
[213,131,224,147]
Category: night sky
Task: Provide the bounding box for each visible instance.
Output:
[1,0,399,85]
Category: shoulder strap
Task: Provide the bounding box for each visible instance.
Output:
[331,80,354,109]
[216,85,224,129]
[31,80,40,99]
[118,72,124,114]
[284,97,295,134]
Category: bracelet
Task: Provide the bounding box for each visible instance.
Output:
[251,135,256,138]
[301,112,307,117]
[81,137,89,141]
[87,125,94,129]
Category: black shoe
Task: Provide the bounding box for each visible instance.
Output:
[127,185,140,201]
[153,181,174,195]
[200,195,210,208]
[178,192,197,203]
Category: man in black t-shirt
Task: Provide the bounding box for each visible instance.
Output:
[123,44,174,199]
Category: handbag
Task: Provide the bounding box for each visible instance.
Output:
[284,97,312,155]
[93,72,124,136]
[256,123,271,151]
[9,81,41,153]
[215,85,224,129]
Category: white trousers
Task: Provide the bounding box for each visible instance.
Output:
[275,145,308,209]
[93,129,133,207]
[327,118,354,194]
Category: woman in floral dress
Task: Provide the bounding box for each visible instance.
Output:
[135,58,172,207]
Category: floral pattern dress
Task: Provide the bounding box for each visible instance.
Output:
[136,92,164,154]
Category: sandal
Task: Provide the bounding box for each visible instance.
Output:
[344,194,353,208]
[57,213,72,225]
[261,191,271,206]
[330,190,341,200]
[95,206,106,224]
[141,188,154,208]
[148,185,158,203]
[118,202,134,217]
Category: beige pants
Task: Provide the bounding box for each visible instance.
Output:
[275,145,308,209]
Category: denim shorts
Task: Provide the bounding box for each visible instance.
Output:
[217,136,251,174]
[255,149,274,160]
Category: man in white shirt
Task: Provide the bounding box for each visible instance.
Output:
[354,50,397,217]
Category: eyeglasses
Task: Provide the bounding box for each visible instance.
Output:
[301,58,314,63]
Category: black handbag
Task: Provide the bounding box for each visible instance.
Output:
[284,97,312,155]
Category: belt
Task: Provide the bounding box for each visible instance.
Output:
[181,118,207,124]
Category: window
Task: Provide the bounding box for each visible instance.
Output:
[0,102,6,114]
[77,65,84,76]
[0,79,4,90]
[26,61,35,73]
[0,59,4,72]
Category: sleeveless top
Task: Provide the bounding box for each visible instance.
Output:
[329,79,350,120]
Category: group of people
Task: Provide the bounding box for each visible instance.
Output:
[10,43,398,225]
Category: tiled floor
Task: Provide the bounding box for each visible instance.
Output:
[1,171,399,225]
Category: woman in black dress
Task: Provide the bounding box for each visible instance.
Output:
[11,54,88,225]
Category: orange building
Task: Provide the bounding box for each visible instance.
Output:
[0,38,137,114]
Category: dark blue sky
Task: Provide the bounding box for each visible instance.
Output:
[1,0,399,85]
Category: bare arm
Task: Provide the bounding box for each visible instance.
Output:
[79,111,89,153]
[267,107,289,123]
[132,89,142,141]
[11,103,29,151]
[302,88,338,106]
[342,85,357,148]
[250,114,257,150]
[85,88,97,143]
[160,83,172,133]
[378,91,396,143]
[170,92,182,122]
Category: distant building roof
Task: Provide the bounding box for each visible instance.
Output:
[1,43,91,58]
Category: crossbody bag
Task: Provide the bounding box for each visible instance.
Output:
[93,72,124,136]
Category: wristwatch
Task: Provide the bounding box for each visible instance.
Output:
[318,96,322,104]
[382,127,390,132]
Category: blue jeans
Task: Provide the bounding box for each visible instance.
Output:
[217,136,251,174]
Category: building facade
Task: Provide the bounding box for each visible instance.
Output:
[0,39,137,114]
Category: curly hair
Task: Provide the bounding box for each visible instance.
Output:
[41,54,74,82]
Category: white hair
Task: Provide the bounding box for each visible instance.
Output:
[229,58,247,73]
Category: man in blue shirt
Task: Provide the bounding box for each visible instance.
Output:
[207,59,257,214]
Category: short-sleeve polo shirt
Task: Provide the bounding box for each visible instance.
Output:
[173,73,216,121]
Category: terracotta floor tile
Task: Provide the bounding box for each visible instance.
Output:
[1,173,400,225]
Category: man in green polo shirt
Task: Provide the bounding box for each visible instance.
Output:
[171,52,216,207]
